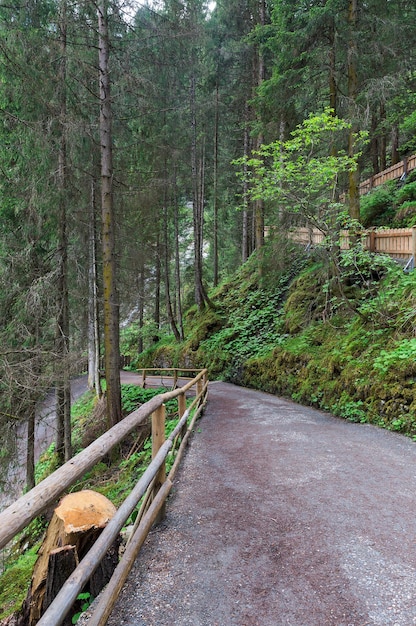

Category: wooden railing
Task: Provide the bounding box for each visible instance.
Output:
[359,154,416,195]
[0,369,208,626]
[136,367,204,390]
[291,226,416,263]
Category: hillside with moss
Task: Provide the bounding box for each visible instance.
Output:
[134,233,416,437]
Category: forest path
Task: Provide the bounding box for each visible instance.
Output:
[98,381,416,626]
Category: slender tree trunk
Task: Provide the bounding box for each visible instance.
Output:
[242,106,250,263]
[254,0,265,252]
[173,166,184,340]
[153,232,161,343]
[88,178,102,399]
[138,255,144,354]
[379,102,387,171]
[347,0,360,221]
[162,178,181,342]
[55,1,71,463]
[199,139,206,268]
[26,405,36,491]
[190,74,207,310]
[213,80,219,286]
[371,113,379,174]
[391,124,400,165]
[98,0,121,427]
[328,14,337,117]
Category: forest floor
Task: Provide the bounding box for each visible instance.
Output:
[81,381,416,626]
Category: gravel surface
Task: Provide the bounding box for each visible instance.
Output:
[80,381,416,626]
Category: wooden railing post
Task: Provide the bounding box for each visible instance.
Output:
[142,369,146,388]
[197,378,203,400]
[151,404,166,523]
[412,227,416,269]
[368,229,376,253]
[178,392,187,440]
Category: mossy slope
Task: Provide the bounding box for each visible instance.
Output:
[139,247,416,436]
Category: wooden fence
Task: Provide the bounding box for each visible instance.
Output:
[291,226,416,264]
[137,367,204,390]
[0,369,208,626]
[358,154,416,195]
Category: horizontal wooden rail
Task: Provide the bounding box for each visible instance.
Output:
[136,367,204,391]
[0,369,207,550]
[0,369,208,626]
[86,381,209,626]
[359,154,416,195]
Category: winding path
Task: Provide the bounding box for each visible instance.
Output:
[100,381,416,626]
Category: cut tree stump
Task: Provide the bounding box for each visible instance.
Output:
[26,489,118,625]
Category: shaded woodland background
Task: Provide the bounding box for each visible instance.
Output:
[1,0,416,488]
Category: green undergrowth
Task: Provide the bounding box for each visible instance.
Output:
[135,240,415,436]
[137,245,307,380]
[0,543,40,620]
[242,258,416,435]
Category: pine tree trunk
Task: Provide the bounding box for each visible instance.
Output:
[190,74,207,310]
[213,80,219,286]
[242,109,250,264]
[371,113,379,174]
[138,255,145,354]
[153,232,161,343]
[347,0,360,221]
[88,178,102,399]
[254,0,265,252]
[328,15,337,116]
[391,124,400,165]
[26,408,35,491]
[163,188,181,342]
[173,167,184,341]
[379,102,387,171]
[98,0,121,427]
[55,2,71,463]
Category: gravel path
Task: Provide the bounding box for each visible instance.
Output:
[92,381,416,626]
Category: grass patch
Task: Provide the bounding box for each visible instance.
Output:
[0,543,40,619]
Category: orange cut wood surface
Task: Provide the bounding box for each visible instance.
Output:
[55,489,116,533]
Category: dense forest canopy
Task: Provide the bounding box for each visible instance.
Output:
[0,0,415,485]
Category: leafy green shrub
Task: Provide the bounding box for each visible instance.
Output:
[330,393,367,423]
[360,183,395,226]
[393,201,416,226]
[72,592,94,624]
[395,180,416,204]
